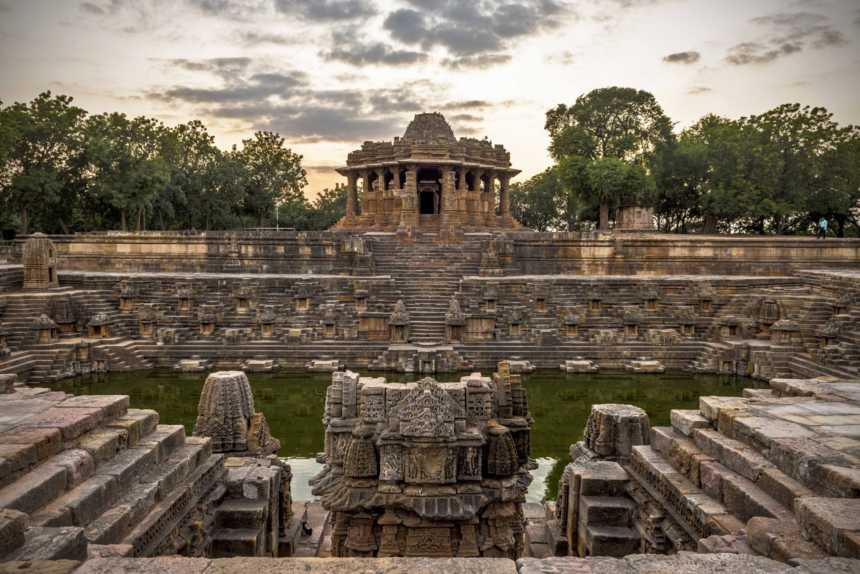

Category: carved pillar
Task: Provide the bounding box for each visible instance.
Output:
[346,172,357,220]
[500,173,511,218]
[375,168,387,228]
[361,170,371,217]
[399,165,418,230]
[473,169,484,226]
[440,169,458,237]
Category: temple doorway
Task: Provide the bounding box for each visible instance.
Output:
[417,167,442,215]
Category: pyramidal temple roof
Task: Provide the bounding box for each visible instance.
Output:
[402,112,457,144]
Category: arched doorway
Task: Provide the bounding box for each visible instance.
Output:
[417,167,442,215]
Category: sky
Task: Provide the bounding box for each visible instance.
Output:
[1,0,859,197]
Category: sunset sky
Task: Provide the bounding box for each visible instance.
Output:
[1,0,859,196]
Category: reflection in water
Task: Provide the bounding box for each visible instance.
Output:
[52,370,755,502]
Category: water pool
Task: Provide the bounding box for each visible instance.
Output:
[52,370,756,502]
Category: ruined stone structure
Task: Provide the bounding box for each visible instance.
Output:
[539,378,860,563]
[333,113,522,236]
[193,371,280,456]
[311,362,533,558]
[22,233,58,290]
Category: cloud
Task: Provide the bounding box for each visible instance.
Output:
[726,41,802,65]
[383,0,569,67]
[273,0,377,22]
[166,57,253,81]
[238,31,298,45]
[442,53,512,69]
[322,31,429,66]
[663,51,700,64]
[146,62,515,144]
[726,11,847,65]
[688,86,712,95]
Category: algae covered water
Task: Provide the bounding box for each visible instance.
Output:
[52,370,756,502]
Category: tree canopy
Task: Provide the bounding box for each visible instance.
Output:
[0,92,340,234]
[518,87,860,235]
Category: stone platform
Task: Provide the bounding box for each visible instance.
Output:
[4,554,859,574]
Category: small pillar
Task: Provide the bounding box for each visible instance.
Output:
[22,233,59,289]
[583,403,650,460]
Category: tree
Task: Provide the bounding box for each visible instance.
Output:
[307,184,347,230]
[235,132,307,227]
[546,87,674,163]
[0,92,86,233]
[546,87,672,230]
[510,169,566,231]
[585,159,652,231]
[83,113,170,231]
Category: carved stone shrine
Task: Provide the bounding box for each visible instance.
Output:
[311,362,534,558]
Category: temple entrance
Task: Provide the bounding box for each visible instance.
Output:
[417,167,441,215]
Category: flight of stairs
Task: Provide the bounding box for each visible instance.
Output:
[369,235,483,345]
[0,385,224,561]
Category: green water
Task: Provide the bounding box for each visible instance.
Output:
[52,370,756,502]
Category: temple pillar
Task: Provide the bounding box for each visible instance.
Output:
[500,173,511,218]
[346,172,357,220]
[361,170,371,217]
[399,165,418,232]
[375,168,386,228]
[440,169,459,239]
[473,169,484,227]
[483,170,495,226]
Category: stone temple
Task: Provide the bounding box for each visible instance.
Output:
[1,114,860,573]
[333,113,522,236]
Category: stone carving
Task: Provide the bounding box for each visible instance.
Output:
[32,313,58,343]
[22,233,59,289]
[312,363,533,558]
[333,113,521,234]
[193,370,280,456]
[583,404,650,459]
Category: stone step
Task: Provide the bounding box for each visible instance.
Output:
[122,454,224,557]
[626,445,741,542]
[215,498,269,530]
[211,528,265,557]
[650,426,794,524]
[2,525,87,561]
[582,525,640,557]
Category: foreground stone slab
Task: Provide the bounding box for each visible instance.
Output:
[75,557,520,574]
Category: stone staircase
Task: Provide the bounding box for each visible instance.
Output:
[0,383,225,561]
[369,235,483,345]
[623,383,860,561]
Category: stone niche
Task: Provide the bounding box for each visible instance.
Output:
[312,362,534,559]
[22,233,59,289]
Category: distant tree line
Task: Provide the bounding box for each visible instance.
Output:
[0,92,346,234]
[512,87,860,236]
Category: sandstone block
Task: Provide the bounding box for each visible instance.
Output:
[0,508,27,556]
[18,407,105,441]
[796,497,860,558]
[0,461,68,513]
[671,410,710,437]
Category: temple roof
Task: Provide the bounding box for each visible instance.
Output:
[402,112,457,144]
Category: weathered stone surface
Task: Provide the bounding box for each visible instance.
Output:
[0,508,27,556]
[75,557,520,574]
[0,561,80,574]
[796,497,860,558]
[584,404,650,459]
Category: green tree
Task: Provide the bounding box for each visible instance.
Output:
[235,132,307,227]
[0,92,87,233]
[510,168,567,231]
[83,113,170,231]
[305,184,347,230]
[546,87,672,230]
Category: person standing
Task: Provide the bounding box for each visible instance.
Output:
[817,216,828,239]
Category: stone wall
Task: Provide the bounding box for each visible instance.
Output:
[4,231,860,276]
